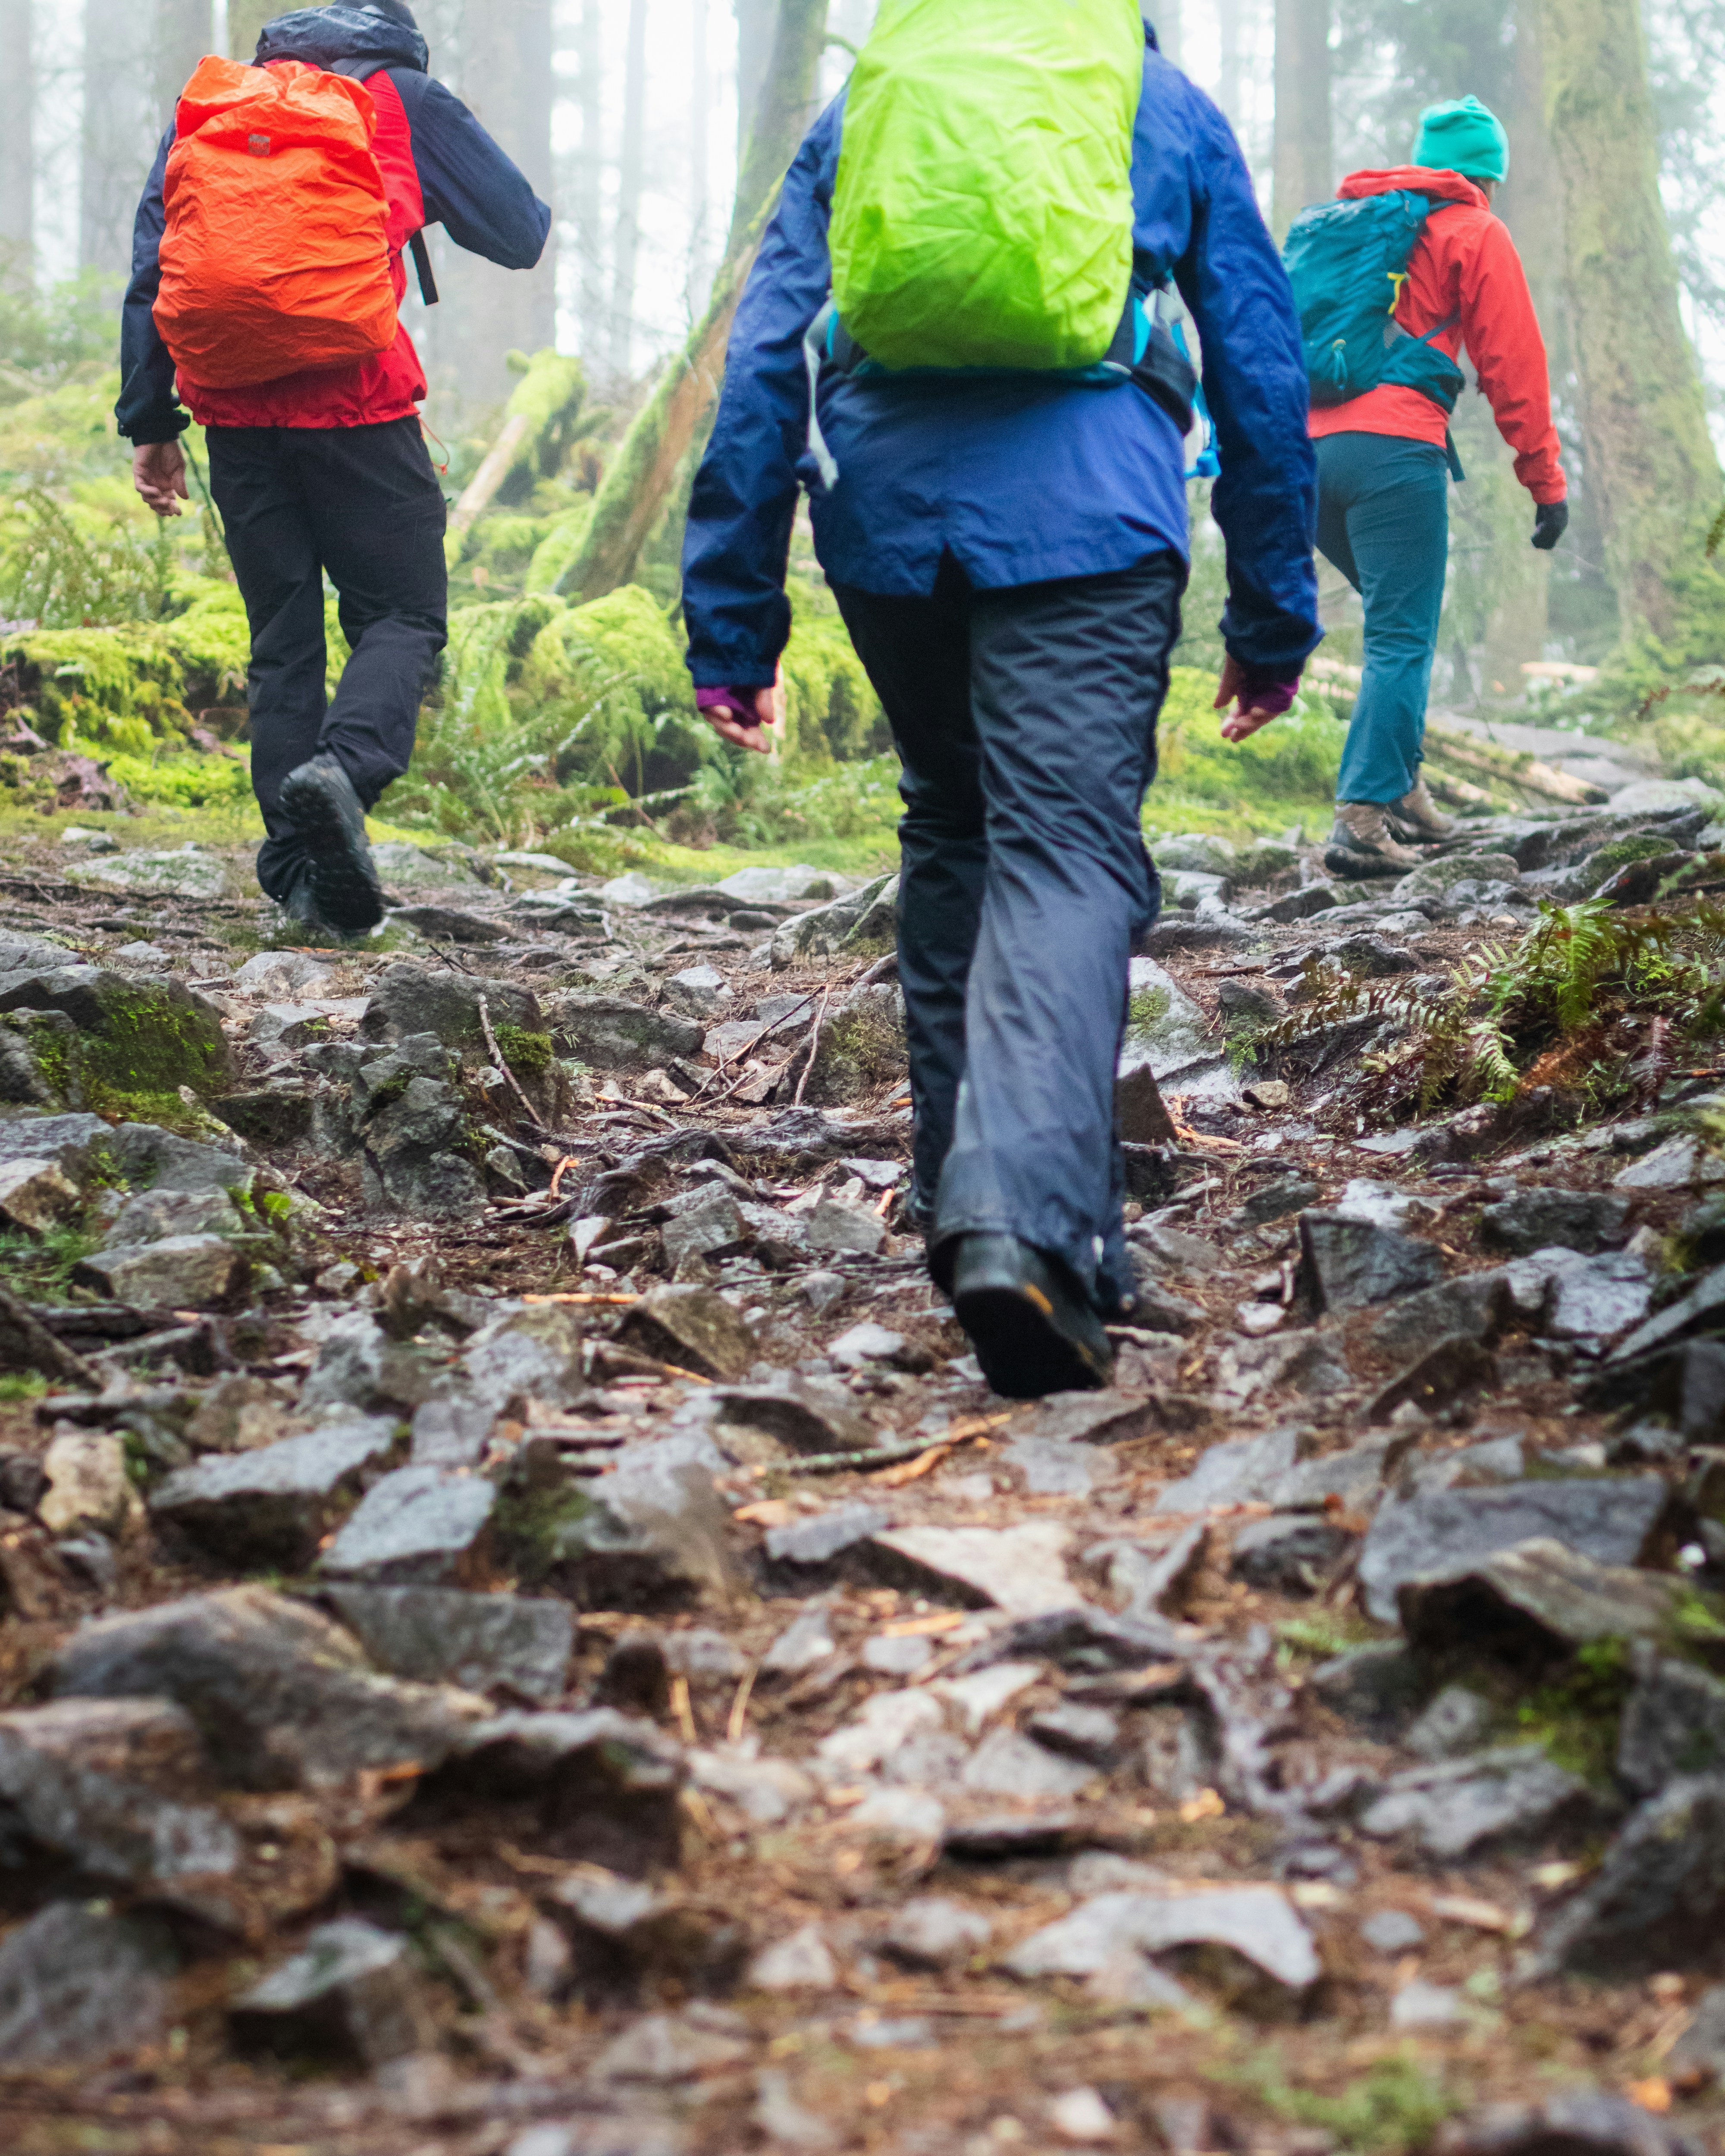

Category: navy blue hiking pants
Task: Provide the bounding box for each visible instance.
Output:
[1314,431,1450,806]
[832,550,1185,1311]
[208,417,448,901]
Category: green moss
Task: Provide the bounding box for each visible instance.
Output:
[0,1371,47,1402]
[1516,1639,1634,1783]
[1240,2053,1463,2155]
[0,1220,100,1299]
[106,749,251,808]
[77,984,227,1101]
[493,1025,554,1079]
[491,1482,593,1584]
[1127,985,1171,1035]
[1275,1610,1388,1661]
[1147,667,1343,840]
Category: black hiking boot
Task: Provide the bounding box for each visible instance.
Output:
[278,755,386,935]
[948,1233,1113,1400]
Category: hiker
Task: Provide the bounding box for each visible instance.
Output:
[118,1,549,934]
[1258,94,1568,877]
[682,3,1320,1398]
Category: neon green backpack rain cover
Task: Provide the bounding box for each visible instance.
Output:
[828,0,1145,375]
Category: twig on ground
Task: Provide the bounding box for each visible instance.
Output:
[478,993,549,1133]
[791,984,833,1107]
[753,1410,1013,1480]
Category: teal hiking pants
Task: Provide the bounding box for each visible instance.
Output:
[1315,432,1450,806]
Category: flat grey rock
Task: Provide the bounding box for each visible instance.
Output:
[151,1417,397,1569]
[1157,1424,1299,1512]
[497,1434,740,1609]
[866,1521,1078,1617]
[1359,1745,1593,1858]
[1543,1250,1652,1344]
[1300,1212,1445,1312]
[764,1502,888,1567]
[882,1896,994,1969]
[1358,1476,1673,1623]
[461,1302,587,1414]
[1397,1537,1693,1658]
[0,1902,178,2067]
[1480,1189,1631,1256]
[325,1585,573,1704]
[232,1916,433,2067]
[1535,1773,1725,1977]
[1005,1885,1319,1994]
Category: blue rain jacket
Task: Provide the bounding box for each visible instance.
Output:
[683,33,1321,689]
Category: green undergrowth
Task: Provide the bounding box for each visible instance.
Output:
[1515,1640,1635,1784]
[1231,2049,1463,2155]
[0,1221,101,1300]
[1145,668,1343,841]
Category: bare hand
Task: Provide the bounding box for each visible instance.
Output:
[133,440,188,519]
[700,681,780,755]
[1215,654,1293,743]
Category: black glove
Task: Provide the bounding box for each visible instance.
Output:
[1532,499,1569,551]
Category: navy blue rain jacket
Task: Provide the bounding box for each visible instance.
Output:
[116,3,551,444]
[682,35,1320,687]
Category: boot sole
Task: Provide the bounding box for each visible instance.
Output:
[953,1278,1112,1401]
[1323,843,1411,882]
[280,770,386,934]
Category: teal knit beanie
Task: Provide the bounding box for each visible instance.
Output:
[1413,95,1509,183]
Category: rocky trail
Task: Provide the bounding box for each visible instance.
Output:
[5,784,1725,2156]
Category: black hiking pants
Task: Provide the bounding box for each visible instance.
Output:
[207,417,448,901]
[831,548,1184,1312]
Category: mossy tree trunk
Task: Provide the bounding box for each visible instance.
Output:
[1536,0,1722,643]
[227,0,275,61]
[1271,0,1332,241]
[568,0,831,604]
[0,0,33,261]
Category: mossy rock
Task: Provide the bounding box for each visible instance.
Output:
[797,987,907,1106]
[0,967,230,1099]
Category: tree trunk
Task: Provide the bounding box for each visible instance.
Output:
[690,0,713,310]
[608,0,649,382]
[0,0,33,264]
[227,0,275,61]
[156,0,210,122]
[441,0,556,422]
[574,0,604,362]
[82,0,158,280]
[728,0,828,256]
[1272,0,1331,239]
[1536,0,1720,642]
[735,0,775,169]
[449,351,586,538]
[1217,0,1244,129]
[1158,0,1184,69]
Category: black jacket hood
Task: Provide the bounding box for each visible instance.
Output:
[254,5,429,76]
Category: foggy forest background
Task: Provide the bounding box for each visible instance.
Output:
[3,0,1725,866]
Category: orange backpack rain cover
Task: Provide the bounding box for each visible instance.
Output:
[155,56,397,391]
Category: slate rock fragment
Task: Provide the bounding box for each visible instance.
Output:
[320,1467,497,1584]
[1005,1885,1319,1998]
[1358,1746,1594,1860]
[231,1917,436,2067]
[1480,1189,1632,1256]
[866,1521,1079,1617]
[359,962,542,1050]
[498,1435,741,1609]
[618,1285,758,1380]
[1397,1539,1698,1661]
[548,1867,746,1998]
[763,1502,888,1568]
[1617,1650,1725,1795]
[1229,1514,1350,1595]
[462,1302,587,1413]
[713,1374,877,1454]
[882,1896,994,1970]
[1299,1212,1445,1311]
[324,1585,573,1705]
[150,1417,398,1570]
[0,1901,179,2067]
[1357,1477,1675,1623]
[1536,1773,1725,1976]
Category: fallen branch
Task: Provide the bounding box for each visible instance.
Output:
[791,984,833,1108]
[755,1410,1013,1480]
[477,995,549,1135]
[0,1285,102,1388]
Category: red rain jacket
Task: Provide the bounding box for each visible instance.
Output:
[1308,165,1567,505]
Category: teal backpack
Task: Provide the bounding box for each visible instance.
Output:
[1282,191,1466,413]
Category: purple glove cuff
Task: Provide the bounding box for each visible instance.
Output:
[1239,679,1300,719]
[697,685,774,716]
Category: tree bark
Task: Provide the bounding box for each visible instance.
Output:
[690,0,713,310]
[728,0,829,257]
[735,0,775,170]
[0,0,34,264]
[1158,0,1184,70]
[440,0,556,421]
[1217,0,1244,131]
[227,0,275,62]
[608,0,649,381]
[1535,0,1720,642]
[450,351,586,539]
[1272,0,1331,239]
[156,0,210,121]
[574,0,604,362]
[82,0,160,281]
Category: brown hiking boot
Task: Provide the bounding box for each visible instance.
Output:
[1324,801,1424,879]
[1387,775,1455,843]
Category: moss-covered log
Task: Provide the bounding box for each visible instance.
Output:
[449,350,586,548]
[1537,0,1722,642]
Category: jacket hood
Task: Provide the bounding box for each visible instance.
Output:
[1338,166,1490,210]
[254,5,428,76]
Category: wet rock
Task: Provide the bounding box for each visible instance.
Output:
[1397,1539,1694,1661]
[882,1896,994,1969]
[320,1466,496,1585]
[963,1727,1096,1799]
[462,1302,586,1413]
[47,1586,490,1791]
[1360,1909,1427,1955]
[1617,1651,1725,1795]
[0,1696,239,1882]
[77,1233,250,1310]
[300,1314,439,1416]
[1357,1476,1674,1622]
[1005,1885,1318,1996]
[0,1156,78,1235]
[866,1521,1079,1617]
[1405,1685,1496,1761]
[662,1184,750,1267]
[1358,1746,1593,1858]
[760,1605,837,1674]
[1367,1335,1499,1426]
[38,1432,136,1539]
[1480,1189,1631,1256]
[1299,1213,1444,1312]
[769,871,897,966]
[763,1502,888,1567]
[1157,1424,1299,1511]
[716,1374,877,1456]
[1310,1645,1430,1741]
[499,1435,741,1609]
[1535,1774,1725,1977]
[749,1921,838,1990]
[150,1417,398,1570]
[231,1917,435,2067]
[1614,1261,1725,1363]
[803,1196,887,1257]
[618,1285,758,1380]
[590,2009,752,2084]
[548,1867,746,1997]
[1436,2091,1706,2156]
[0,1901,178,2067]
[359,962,541,1051]
[324,1585,573,1704]
[1544,1250,1653,1345]
[1229,1514,1349,1594]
